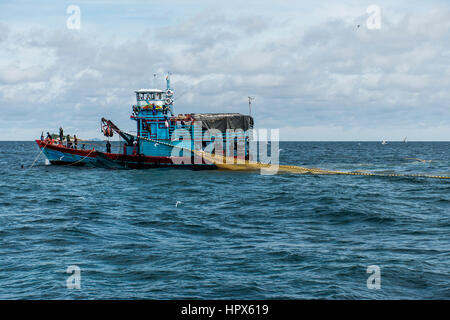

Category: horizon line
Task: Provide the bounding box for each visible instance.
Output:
[1,140,449,143]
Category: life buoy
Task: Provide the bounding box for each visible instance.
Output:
[166,89,174,97]
[165,98,173,105]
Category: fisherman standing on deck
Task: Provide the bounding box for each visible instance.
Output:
[164,116,169,128]
[66,134,71,148]
[74,135,78,149]
[132,140,138,155]
[59,127,64,145]
[40,132,44,141]
[106,140,111,153]
[46,132,52,142]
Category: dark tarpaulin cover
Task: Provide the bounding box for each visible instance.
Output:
[190,113,254,132]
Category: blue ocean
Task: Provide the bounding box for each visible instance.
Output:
[0,141,449,299]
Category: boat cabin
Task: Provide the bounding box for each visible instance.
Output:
[127,75,253,161]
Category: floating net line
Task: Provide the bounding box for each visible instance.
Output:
[115,129,450,180]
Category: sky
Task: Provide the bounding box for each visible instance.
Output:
[0,0,449,141]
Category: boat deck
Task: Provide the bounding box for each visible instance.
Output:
[35,140,215,169]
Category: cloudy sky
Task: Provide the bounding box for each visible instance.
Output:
[0,0,449,140]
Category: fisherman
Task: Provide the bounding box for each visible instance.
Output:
[74,135,78,149]
[40,132,44,141]
[46,132,52,141]
[132,140,138,155]
[164,116,169,128]
[82,144,85,150]
[59,127,64,145]
[245,136,250,160]
[66,134,71,148]
[106,140,111,153]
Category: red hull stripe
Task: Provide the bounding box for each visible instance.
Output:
[35,140,174,164]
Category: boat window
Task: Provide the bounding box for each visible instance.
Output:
[157,93,162,100]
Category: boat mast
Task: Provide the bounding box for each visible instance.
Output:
[166,72,171,90]
[248,96,255,116]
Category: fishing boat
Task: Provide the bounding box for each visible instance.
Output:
[36,75,254,169]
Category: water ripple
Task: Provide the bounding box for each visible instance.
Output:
[0,141,449,299]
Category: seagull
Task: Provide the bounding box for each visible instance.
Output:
[175,201,182,207]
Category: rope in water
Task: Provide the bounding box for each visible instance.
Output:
[27,141,49,170]
[115,129,450,180]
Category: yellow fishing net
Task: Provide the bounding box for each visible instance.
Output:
[120,129,450,180]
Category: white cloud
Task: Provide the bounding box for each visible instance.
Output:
[0,3,449,140]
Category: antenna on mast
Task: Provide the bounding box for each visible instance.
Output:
[166,72,171,90]
[153,73,157,88]
[248,96,255,116]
